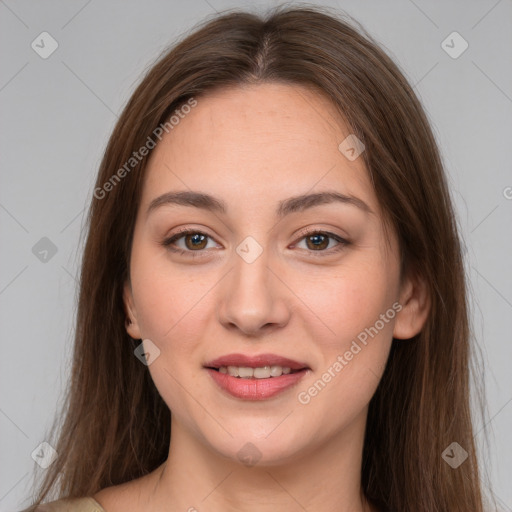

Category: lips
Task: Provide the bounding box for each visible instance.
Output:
[204,353,311,400]
[204,353,309,371]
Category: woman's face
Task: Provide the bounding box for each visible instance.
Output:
[124,82,416,465]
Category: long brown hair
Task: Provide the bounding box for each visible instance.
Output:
[23,5,491,511]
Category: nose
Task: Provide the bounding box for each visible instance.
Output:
[217,243,291,337]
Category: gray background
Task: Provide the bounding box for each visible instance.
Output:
[1,0,511,510]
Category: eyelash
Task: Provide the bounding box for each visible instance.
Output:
[161,227,350,258]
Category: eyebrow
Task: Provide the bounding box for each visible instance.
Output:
[146,190,374,218]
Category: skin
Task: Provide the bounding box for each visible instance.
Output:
[93,82,429,512]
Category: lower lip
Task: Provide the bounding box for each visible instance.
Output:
[206,368,309,400]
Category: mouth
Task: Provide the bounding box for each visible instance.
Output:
[206,365,305,379]
[203,353,310,377]
[203,353,310,400]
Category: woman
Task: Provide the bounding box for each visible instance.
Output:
[23,5,490,512]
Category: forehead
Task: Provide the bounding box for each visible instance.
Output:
[141,82,378,216]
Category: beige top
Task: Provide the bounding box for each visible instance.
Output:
[34,497,106,512]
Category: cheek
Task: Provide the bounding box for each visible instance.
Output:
[291,258,397,416]
[293,257,398,349]
[130,238,212,341]
[130,260,215,421]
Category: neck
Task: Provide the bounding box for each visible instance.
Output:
[146,410,374,512]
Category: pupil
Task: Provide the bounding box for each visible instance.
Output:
[308,234,327,250]
[187,233,206,249]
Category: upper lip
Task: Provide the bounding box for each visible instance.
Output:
[204,353,309,371]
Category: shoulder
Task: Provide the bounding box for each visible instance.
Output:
[30,463,165,512]
[91,463,166,512]
[33,497,106,512]
[91,485,131,512]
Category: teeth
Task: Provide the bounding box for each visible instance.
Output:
[221,365,293,379]
[254,366,271,378]
[238,367,254,379]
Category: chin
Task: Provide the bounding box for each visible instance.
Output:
[203,426,315,468]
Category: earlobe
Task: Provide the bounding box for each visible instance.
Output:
[393,270,430,340]
[123,280,142,340]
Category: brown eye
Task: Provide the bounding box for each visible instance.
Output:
[294,230,349,256]
[183,232,208,250]
[305,233,330,251]
[162,229,217,256]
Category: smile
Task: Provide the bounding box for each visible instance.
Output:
[204,353,310,400]
[217,365,294,378]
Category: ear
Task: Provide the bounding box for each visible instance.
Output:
[123,280,142,340]
[393,269,430,340]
